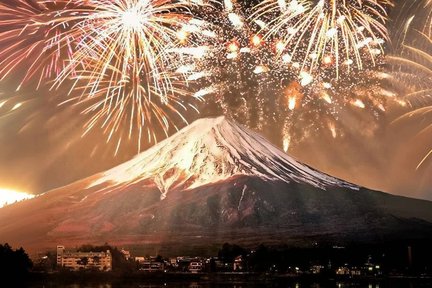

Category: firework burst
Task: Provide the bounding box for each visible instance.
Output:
[0,0,215,151]
[53,0,216,149]
[54,0,204,93]
[251,0,392,79]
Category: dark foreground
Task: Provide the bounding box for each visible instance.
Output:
[9,273,432,288]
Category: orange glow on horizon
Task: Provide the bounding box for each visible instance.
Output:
[0,189,34,207]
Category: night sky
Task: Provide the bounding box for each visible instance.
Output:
[0,0,431,200]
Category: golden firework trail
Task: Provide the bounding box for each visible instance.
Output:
[389,16,432,169]
[64,56,200,154]
[426,0,432,36]
[251,0,392,79]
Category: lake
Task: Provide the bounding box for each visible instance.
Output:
[20,279,432,288]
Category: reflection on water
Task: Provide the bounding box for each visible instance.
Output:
[24,280,432,288]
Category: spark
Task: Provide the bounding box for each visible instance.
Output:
[417,149,432,170]
[194,86,217,99]
[323,55,333,65]
[227,52,239,59]
[228,13,243,28]
[282,54,293,63]
[321,92,332,104]
[328,122,337,138]
[299,71,313,86]
[288,97,297,110]
[176,30,189,43]
[251,34,263,47]
[276,40,285,52]
[224,0,234,12]
[254,19,267,29]
[283,135,291,152]
[240,47,251,53]
[12,103,23,111]
[228,41,240,52]
[352,99,366,109]
[322,82,332,89]
[253,65,269,74]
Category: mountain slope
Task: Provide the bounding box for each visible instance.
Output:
[0,116,431,254]
[89,116,357,199]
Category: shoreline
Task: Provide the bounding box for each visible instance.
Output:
[24,271,432,283]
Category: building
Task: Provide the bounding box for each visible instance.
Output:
[310,265,325,274]
[135,256,146,263]
[189,260,203,273]
[139,260,164,272]
[169,257,178,267]
[136,256,165,272]
[233,255,244,271]
[336,266,362,276]
[56,245,65,266]
[56,245,112,271]
[336,266,351,275]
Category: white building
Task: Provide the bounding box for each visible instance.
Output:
[189,260,203,273]
[56,245,112,271]
[136,256,165,272]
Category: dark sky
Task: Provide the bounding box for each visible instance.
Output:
[0,0,431,200]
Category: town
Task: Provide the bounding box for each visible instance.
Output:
[2,240,432,287]
[52,244,385,277]
[25,240,431,280]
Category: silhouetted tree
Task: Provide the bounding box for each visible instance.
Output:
[0,243,33,280]
[218,243,247,263]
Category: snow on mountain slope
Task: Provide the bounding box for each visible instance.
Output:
[90,116,358,199]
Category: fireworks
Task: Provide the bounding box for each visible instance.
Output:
[388,12,432,169]
[51,0,212,149]
[0,0,79,89]
[185,0,396,151]
[251,0,392,79]
[426,0,432,36]
[54,0,203,93]
[0,0,213,151]
[66,57,198,154]
[0,0,424,156]
[388,35,432,107]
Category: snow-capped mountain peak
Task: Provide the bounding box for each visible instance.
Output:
[90,116,358,199]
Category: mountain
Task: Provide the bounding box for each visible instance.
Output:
[89,116,357,198]
[1,116,432,254]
